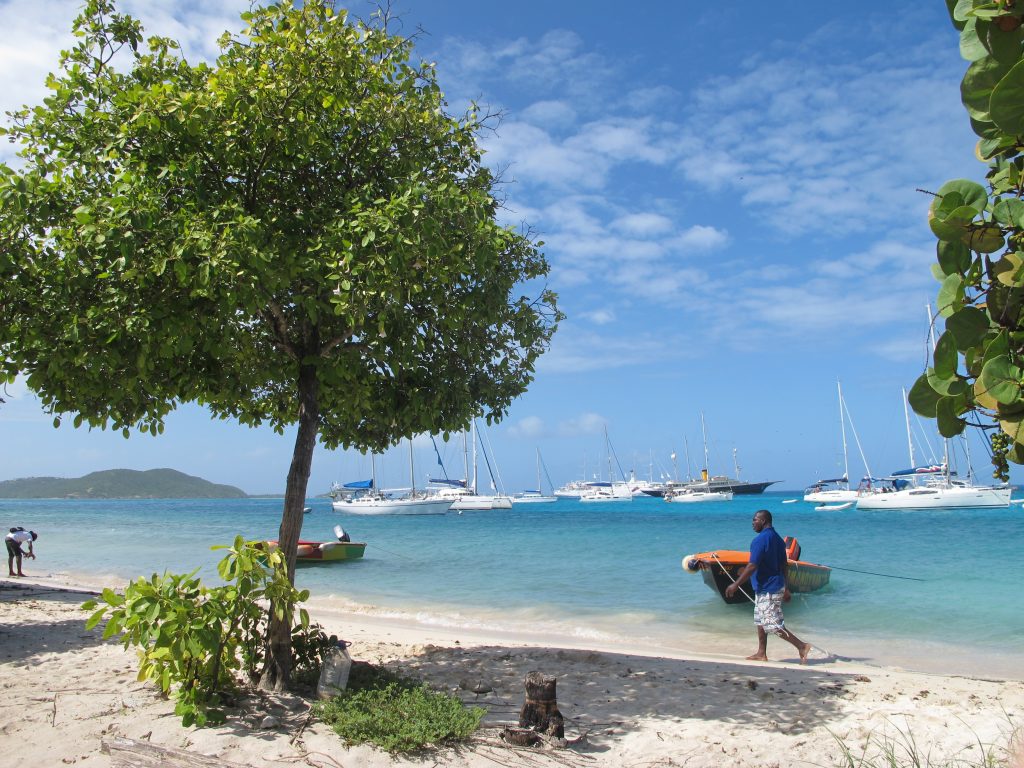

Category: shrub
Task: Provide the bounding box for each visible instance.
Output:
[82,536,327,727]
[313,663,484,753]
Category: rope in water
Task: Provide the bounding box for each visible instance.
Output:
[826,565,925,581]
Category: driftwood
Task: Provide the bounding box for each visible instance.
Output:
[100,737,251,768]
[517,671,565,744]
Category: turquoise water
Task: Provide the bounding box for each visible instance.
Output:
[3,492,1021,678]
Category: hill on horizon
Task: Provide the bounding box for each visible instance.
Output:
[0,468,247,499]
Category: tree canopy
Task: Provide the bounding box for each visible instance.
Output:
[909,0,1024,481]
[0,0,560,686]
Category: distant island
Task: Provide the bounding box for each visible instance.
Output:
[0,468,247,499]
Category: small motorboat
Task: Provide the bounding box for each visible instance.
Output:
[266,526,365,564]
[815,501,853,512]
[681,536,830,604]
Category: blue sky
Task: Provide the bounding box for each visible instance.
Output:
[1,0,1013,495]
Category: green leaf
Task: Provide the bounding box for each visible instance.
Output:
[990,58,1024,134]
[933,331,960,377]
[936,396,967,437]
[945,305,991,349]
[937,238,972,276]
[985,20,1024,64]
[980,354,1023,404]
[962,223,1005,253]
[961,56,1012,120]
[960,18,989,61]
[85,608,107,631]
[909,373,942,417]
[991,252,1024,286]
[937,273,965,316]
[992,198,1024,227]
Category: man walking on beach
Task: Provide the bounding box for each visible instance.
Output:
[725,510,811,664]
[5,528,38,577]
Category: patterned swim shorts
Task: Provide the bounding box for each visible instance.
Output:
[753,591,785,634]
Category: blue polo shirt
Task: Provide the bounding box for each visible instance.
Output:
[749,525,787,594]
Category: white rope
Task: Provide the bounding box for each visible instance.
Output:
[710,553,755,603]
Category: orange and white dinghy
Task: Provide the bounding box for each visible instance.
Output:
[681,536,830,604]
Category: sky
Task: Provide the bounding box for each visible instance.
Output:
[0,0,1014,496]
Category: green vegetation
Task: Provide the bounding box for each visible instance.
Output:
[314,664,484,753]
[828,720,1018,768]
[0,0,560,688]
[82,537,330,726]
[909,2,1024,480]
[0,468,246,499]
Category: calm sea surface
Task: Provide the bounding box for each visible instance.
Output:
[3,492,1020,679]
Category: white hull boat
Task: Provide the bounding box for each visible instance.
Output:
[665,489,733,503]
[856,483,1011,510]
[333,494,453,515]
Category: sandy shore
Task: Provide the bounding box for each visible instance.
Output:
[1,574,1021,768]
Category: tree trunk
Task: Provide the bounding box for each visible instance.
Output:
[261,362,320,691]
[518,671,564,739]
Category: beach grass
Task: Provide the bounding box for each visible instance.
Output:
[313,662,484,754]
[828,719,1020,768]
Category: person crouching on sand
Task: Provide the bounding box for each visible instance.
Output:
[725,510,812,664]
[5,528,38,577]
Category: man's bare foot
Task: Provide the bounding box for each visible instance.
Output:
[16,572,25,577]
[799,643,812,664]
[746,653,768,661]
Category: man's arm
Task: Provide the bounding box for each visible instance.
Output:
[724,562,756,598]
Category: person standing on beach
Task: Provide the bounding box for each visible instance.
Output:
[725,510,811,664]
[5,528,38,577]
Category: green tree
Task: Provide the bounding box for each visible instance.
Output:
[909,1,1024,481]
[0,0,560,689]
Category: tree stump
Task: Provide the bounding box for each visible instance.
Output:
[518,671,564,740]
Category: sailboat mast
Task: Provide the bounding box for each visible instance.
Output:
[838,380,850,487]
[902,386,916,468]
[471,420,479,493]
[408,439,416,496]
[700,412,710,480]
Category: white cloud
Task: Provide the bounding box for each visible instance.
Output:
[672,225,729,251]
[519,99,577,128]
[612,212,674,237]
[556,412,606,437]
[579,309,616,325]
[507,415,546,439]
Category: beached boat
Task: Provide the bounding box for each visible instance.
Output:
[681,537,831,604]
[266,527,366,564]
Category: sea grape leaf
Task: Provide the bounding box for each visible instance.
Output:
[991,251,1024,286]
[908,373,942,417]
[962,223,1005,253]
[992,198,1024,227]
[934,330,961,377]
[961,56,1013,121]
[945,305,991,349]
[975,377,1000,409]
[990,59,1024,134]
[937,273,965,316]
[985,20,1024,64]
[937,238,972,275]
[936,396,967,438]
[961,18,989,61]
[979,354,1023,404]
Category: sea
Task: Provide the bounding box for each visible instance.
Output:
[4,492,1021,680]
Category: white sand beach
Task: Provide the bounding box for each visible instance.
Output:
[1,574,1021,768]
